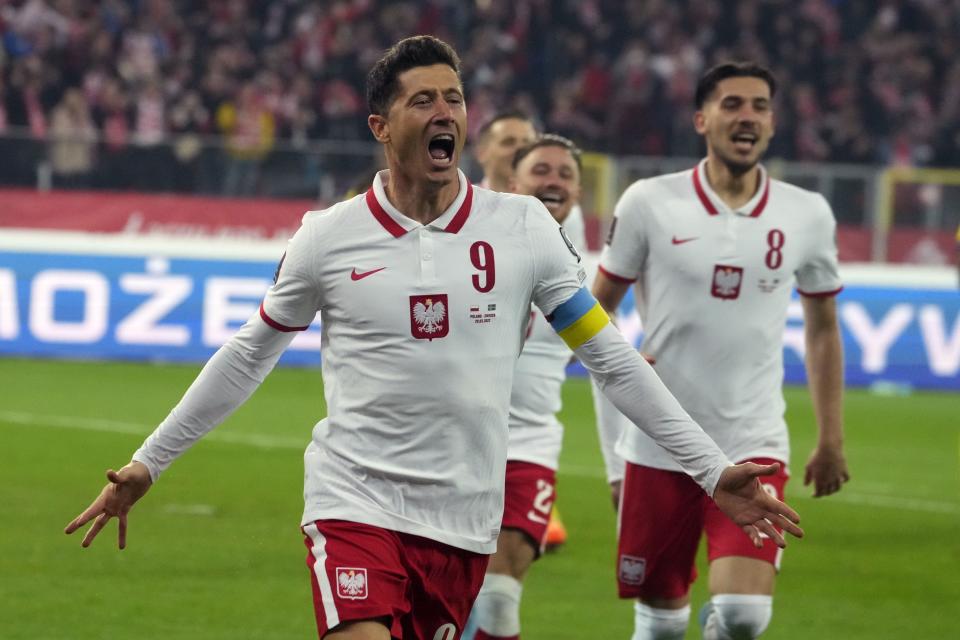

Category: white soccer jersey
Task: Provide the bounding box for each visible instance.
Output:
[506,206,586,470]
[262,170,590,553]
[599,159,842,471]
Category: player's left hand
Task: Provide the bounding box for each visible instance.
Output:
[713,462,803,549]
[609,479,622,512]
[804,443,849,497]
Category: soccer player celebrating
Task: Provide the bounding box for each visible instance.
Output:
[592,62,849,640]
[466,134,584,640]
[65,40,803,640]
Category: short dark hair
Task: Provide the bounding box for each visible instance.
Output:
[694,62,777,109]
[366,35,462,116]
[477,110,534,142]
[512,134,583,173]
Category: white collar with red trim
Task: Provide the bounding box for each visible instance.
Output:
[367,169,474,237]
[692,158,770,218]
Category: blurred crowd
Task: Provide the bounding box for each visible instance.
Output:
[2,0,960,194]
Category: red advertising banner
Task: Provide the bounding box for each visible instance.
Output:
[0,188,319,240]
[2,188,956,264]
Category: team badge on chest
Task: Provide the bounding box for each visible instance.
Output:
[711,265,743,300]
[410,294,449,340]
[335,567,368,600]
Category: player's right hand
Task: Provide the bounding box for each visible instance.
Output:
[65,461,153,549]
[713,462,803,549]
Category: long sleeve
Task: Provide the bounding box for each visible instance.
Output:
[132,316,297,481]
[524,195,731,495]
[574,323,731,495]
[590,377,627,483]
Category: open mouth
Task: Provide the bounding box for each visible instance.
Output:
[427,133,455,166]
[731,132,758,153]
[537,190,567,212]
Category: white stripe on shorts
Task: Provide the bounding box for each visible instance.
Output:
[304,523,340,629]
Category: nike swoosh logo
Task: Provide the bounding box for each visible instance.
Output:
[672,236,698,245]
[350,267,386,281]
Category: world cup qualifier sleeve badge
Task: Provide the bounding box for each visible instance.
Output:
[410,294,449,340]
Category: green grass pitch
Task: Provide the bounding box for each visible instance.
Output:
[1,358,957,639]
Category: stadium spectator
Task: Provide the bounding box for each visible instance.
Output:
[48,86,96,188]
[592,61,849,640]
[217,80,275,195]
[168,89,212,192]
[131,79,172,190]
[3,55,52,184]
[65,36,802,640]
[90,76,134,189]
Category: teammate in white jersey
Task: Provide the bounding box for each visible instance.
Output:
[592,62,849,640]
[474,111,538,193]
[474,110,572,552]
[65,41,803,640]
[466,135,584,640]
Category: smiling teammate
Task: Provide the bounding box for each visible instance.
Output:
[593,62,849,640]
[66,43,804,640]
[467,135,585,640]
[473,112,572,552]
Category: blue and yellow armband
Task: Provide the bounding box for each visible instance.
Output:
[547,287,610,349]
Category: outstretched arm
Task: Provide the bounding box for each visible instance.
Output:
[576,323,803,546]
[64,317,296,548]
[801,294,849,497]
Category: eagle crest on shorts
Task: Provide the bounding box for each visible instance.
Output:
[618,554,646,585]
[336,567,368,600]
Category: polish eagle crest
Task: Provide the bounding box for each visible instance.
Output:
[413,297,446,334]
[714,268,741,296]
[336,568,367,599]
[711,264,743,299]
[618,554,646,585]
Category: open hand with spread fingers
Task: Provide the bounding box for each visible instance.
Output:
[64,461,153,549]
[712,461,803,549]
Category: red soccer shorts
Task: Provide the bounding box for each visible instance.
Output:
[500,460,557,556]
[302,519,488,639]
[616,458,788,600]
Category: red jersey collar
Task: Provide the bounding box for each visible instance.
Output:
[367,169,473,237]
[692,159,770,218]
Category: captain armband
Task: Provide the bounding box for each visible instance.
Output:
[546,287,610,349]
